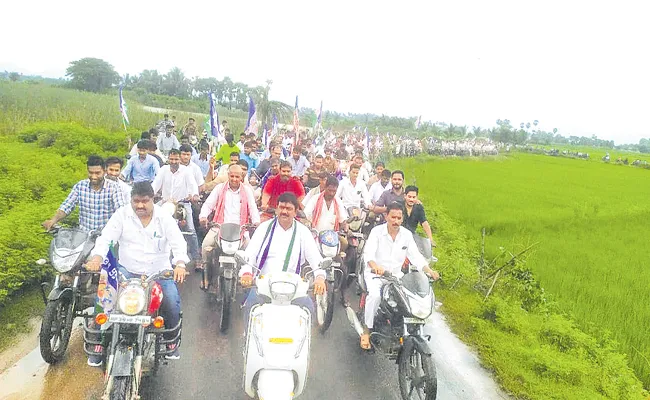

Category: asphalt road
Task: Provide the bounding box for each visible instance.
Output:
[0,271,508,400]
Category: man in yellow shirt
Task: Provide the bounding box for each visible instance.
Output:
[214,134,240,166]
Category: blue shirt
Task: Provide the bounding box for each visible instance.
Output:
[191,153,211,177]
[122,154,160,183]
[59,179,125,232]
[239,152,259,175]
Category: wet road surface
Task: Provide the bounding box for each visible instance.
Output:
[0,271,508,400]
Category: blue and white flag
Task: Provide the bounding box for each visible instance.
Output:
[209,91,223,141]
[364,127,370,156]
[415,115,422,129]
[245,97,258,135]
[119,86,129,125]
[272,112,278,138]
[96,244,119,314]
[315,100,323,131]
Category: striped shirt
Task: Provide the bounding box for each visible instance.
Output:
[59,179,126,232]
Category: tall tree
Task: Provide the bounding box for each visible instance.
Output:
[65,57,119,93]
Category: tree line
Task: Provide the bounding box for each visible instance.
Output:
[3,59,646,150]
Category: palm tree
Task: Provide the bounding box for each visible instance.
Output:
[252,80,293,126]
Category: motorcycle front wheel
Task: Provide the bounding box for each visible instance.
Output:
[398,343,437,400]
[316,279,336,334]
[39,297,74,364]
[110,376,133,400]
[219,276,232,333]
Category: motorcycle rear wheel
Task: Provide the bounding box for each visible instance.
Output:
[110,376,133,400]
[316,280,336,334]
[39,297,74,364]
[398,344,437,400]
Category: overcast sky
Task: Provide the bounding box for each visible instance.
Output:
[1,0,648,144]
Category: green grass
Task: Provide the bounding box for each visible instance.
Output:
[395,153,650,393]
[0,287,44,354]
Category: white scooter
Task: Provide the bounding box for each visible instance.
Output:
[237,251,330,399]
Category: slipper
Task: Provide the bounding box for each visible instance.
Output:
[360,333,371,350]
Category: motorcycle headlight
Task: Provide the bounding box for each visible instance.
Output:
[321,244,338,258]
[406,293,434,320]
[51,251,81,273]
[269,281,297,302]
[118,285,147,315]
[220,240,240,255]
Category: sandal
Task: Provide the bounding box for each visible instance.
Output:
[360,333,371,350]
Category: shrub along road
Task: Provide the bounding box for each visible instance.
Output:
[0,271,508,400]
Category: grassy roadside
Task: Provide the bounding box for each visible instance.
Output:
[0,287,44,354]
[422,197,646,399]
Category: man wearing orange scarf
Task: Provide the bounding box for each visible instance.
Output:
[198,164,260,270]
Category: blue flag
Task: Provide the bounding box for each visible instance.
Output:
[96,244,119,314]
[208,91,222,140]
[245,97,258,134]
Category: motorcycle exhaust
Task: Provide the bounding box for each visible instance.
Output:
[345,306,364,337]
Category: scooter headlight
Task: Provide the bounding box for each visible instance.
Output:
[269,281,297,302]
[118,285,147,315]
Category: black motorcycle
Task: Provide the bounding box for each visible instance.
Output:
[83,270,182,400]
[346,268,438,400]
[37,227,99,364]
[202,222,252,333]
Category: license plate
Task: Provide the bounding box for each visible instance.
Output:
[108,314,151,324]
[403,317,426,324]
[219,256,236,263]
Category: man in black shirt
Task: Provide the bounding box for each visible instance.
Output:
[403,185,436,248]
[372,170,406,214]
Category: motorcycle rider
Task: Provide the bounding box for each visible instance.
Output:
[344,155,370,183]
[151,149,201,266]
[198,164,260,272]
[302,154,325,190]
[368,169,392,204]
[214,134,241,166]
[336,164,371,209]
[304,175,348,251]
[261,161,306,211]
[105,156,132,204]
[121,140,160,183]
[302,171,328,207]
[360,202,439,349]
[240,192,327,327]
[403,186,436,248]
[156,124,180,157]
[288,145,310,179]
[371,170,406,214]
[179,144,206,192]
[239,140,260,175]
[85,181,188,362]
[43,155,125,232]
[366,161,386,187]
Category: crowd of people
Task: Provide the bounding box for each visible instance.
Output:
[41,114,442,366]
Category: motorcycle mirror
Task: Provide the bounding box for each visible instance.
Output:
[36,259,47,265]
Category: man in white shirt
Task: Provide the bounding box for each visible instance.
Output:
[304,175,348,234]
[156,126,180,157]
[302,171,328,207]
[198,164,260,273]
[151,149,201,264]
[360,202,439,349]
[344,154,370,182]
[85,181,188,360]
[368,169,392,204]
[240,192,326,327]
[288,145,310,178]
[336,164,371,209]
[179,144,206,192]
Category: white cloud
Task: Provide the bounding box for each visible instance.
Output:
[1,0,648,143]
